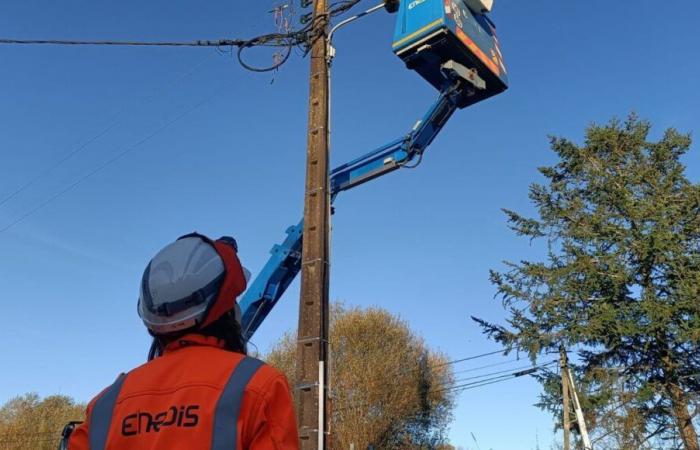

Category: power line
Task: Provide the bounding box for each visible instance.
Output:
[434,349,507,368]
[0,1,369,231]
[447,374,526,393]
[0,38,246,47]
[355,349,510,385]
[332,362,554,415]
[0,0,367,72]
[325,352,548,419]
[451,357,527,376]
[361,356,552,408]
[433,361,555,395]
[332,372,533,416]
[451,361,556,385]
[0,80,228,235]
[0,53,213,209]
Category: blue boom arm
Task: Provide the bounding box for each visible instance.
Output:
[239,64,479,340]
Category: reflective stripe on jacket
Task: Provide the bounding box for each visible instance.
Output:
[68,334,299,450]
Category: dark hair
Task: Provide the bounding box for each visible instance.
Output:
[148,310,247,360]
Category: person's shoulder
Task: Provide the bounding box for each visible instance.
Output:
[244,357,291,393]
[246,355,284,380]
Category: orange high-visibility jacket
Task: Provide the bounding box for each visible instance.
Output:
[68,334,299,450]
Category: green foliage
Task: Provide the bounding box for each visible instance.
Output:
[474,115,700,447]
[0,393,85,450]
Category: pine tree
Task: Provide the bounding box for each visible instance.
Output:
[474,115,700,449]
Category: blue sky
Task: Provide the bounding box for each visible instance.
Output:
[1,1,699,448]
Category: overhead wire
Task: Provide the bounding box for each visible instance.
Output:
[0,79,231,235]
[0,53,213,209]
[415,358,551,396]
[451,357,528,376]
[379,348,509,380]
[445,375,527,392]
[0,38,246,47]
[0,1,374,231]
[338,357,555,416]
[432,361,557,395]
[318,346,515,406]
[433,349,507,368]
[0,0,368,73]
[0,1,369,234]
[450,361,557,385]
[234,0,363,71]
[332,361,554,416]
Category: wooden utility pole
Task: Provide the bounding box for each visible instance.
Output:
[560,347,571,450]
[296,0,331,448]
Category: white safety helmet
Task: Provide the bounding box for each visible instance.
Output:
[138,232,250,336]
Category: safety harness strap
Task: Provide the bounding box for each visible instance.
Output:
[211,356,264,450]
[88,373,127,450]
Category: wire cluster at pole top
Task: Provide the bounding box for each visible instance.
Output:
[0,0,365,72]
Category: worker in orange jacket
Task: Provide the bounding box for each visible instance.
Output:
[67,232,299,450]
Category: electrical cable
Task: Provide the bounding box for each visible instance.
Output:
[396,359,553,397]
[0,38,246,47]
[398,150,424,169]
[237,37,294,72]
[332,362,553,416]
[0,80,230,235]
[450,357,527,376]
[0,0,368,73]
[451,361,556,385]
[0,53,213,209]
[433,349,507,368]
[374,348,511,383]
[432,361,556,395]
[0,2,371,231]
[448,374,524,392]
[340,361,554,410]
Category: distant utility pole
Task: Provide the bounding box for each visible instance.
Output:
[560,347,571,450]
[560,347,593,450]
[296,0,331,448]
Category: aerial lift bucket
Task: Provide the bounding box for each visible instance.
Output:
[392,0,508,108]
